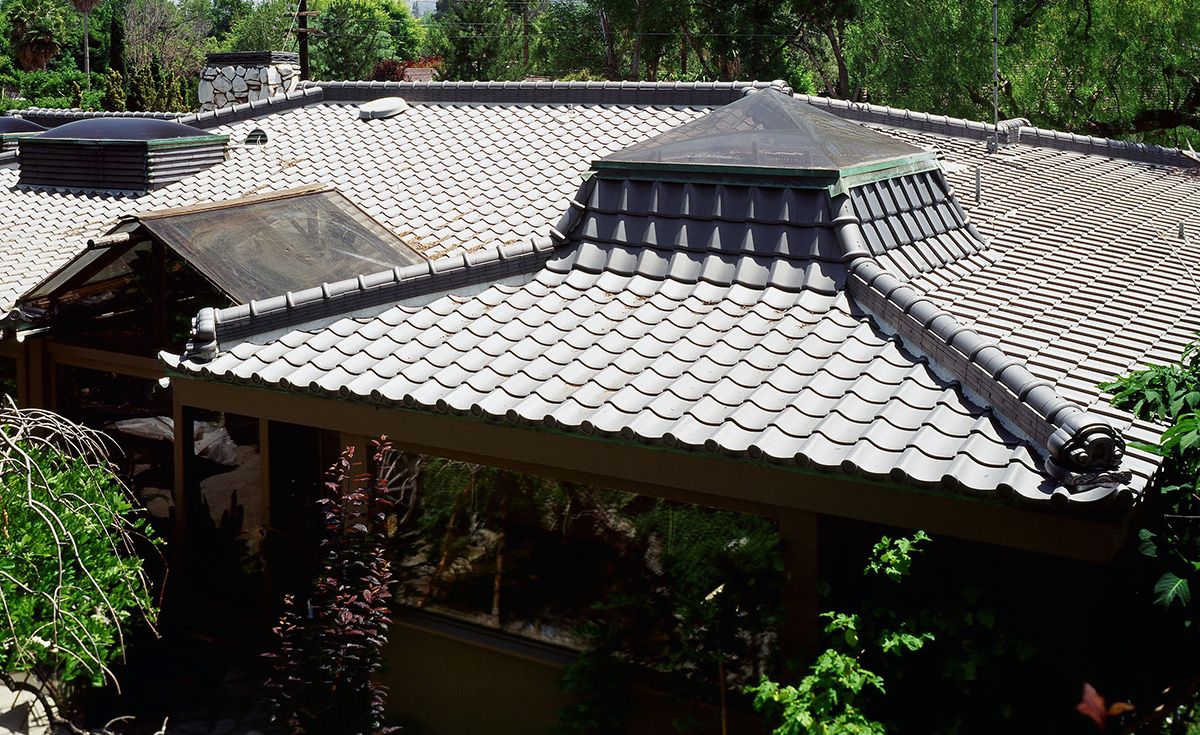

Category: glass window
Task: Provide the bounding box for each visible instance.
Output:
[389,458,785,688]
[54,365,175,530]
[45,240,156,348]
[185,410,266,613]
[23,242,233,353]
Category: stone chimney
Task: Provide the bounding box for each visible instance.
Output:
[199,52,300,112]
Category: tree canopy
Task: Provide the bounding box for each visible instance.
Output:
[421,0,1200,146]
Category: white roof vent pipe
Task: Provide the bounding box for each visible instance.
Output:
[359,97,409,120]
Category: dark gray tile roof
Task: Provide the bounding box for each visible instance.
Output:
[169,167,1138,509]
[883,125,1200,468]
[846,170,992,279]
[0,85,731,312]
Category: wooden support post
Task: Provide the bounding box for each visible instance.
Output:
[151,241,167,349]
[777,509,820,663]
[172,401,196,567]
[21,337,49,409]
[15,340,28,408]
[259,419,273,610]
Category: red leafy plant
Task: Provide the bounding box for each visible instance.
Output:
[264,441,401,735]
[1077,683,1135,731]
[368,56,443,81]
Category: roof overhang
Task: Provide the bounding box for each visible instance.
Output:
[166,374,1135,563]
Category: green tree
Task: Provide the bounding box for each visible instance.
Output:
[792,0,1200,146]
[220,0,295,52]
[0,402,158,728]
[102,65,124,106]
[203,0,249,40]
[123,0,209,78]
[310,0,392,80]
[530,0,604,78]
[108,1,126,78]
[1103,339,1200,612]
[69,0,105,78]
[428,0,521,81]
[1004,0,1200,145]
[4,0,68,71]
[125,60,186,109]
[380,0,419,60]
[748,533,933,735]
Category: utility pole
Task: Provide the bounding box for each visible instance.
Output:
[988,0,999,153]
[293,0,322,80]
[299,0,309,80]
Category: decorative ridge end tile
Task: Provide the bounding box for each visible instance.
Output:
[182,307,219,363]
[833,201,1129,505]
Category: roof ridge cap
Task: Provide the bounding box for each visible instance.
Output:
[178,84,324,130]
[794,93,997,140]
[318,79,791,106]
[178,239,556,355]
[1016,124,1199,167]
[795,93,1198,168]
[830,195,1132,505]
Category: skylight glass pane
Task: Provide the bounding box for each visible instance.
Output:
[600,90,925,173]
[26,247,118,300]
[139,190,425,302]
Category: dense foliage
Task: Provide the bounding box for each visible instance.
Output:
[0,0,1195,145]
[417,0,1200,146]
[1103,339,1200,611]
[0,403,157,727]
[264,441,399,735]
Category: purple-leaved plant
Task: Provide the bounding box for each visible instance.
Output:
[265,440,400,735]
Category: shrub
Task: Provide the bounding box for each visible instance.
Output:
[102,68,125,110]
[0,402,158,728]
[264,440,400,735]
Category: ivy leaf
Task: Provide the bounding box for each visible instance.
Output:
[1154,572,1191,608]
[1138,528,1158,558]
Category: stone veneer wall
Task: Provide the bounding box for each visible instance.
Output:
[199,52,300,112]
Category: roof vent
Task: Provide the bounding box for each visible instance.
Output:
[359,97,408,120]
[17,118,229,193]
[245,127,269,145]
[0,117,46,152]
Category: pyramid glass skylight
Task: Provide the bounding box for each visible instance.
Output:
[597,89,933,178]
